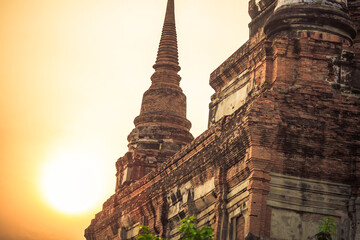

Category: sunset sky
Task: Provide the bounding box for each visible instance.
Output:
[0,0,249,239]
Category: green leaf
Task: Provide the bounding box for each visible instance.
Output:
[137,226,161,240]
[178,216,214,240]
[317,217,336,240]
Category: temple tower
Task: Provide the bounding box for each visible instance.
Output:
[264,0,357,42]
[115,0,193,190]
[85,1,360,239]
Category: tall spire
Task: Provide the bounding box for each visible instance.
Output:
[134,0,190,129]
[154,0,180,72]
[115,0,193,190]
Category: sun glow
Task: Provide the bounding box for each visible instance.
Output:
[40,148,107,215]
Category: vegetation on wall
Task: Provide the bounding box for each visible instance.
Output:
[178,216,213,240]
[315,217,337,240]
[138,216,337,240]
[137,226,161,240]
[137,216,213,240]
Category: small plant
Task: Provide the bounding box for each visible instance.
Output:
[315,217,337,240]
[137,226,161,240]
[262,82,269,92]
[179,216,214,240]
[137,216,214,240]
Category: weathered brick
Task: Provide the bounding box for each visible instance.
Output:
[85,0,360,239]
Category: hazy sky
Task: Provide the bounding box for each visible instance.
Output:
[0,0,249,239]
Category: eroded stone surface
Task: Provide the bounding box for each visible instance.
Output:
[85,0,360,239]
[264,0,356,42]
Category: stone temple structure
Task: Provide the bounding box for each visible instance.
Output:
[115,0,193,188]
[85,0,360,239]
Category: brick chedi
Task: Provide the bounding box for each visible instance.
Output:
[264,0,357,42]
[115,0,193,190]
[86,0,360,239]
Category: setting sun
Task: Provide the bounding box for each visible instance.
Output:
[40,148,107,215]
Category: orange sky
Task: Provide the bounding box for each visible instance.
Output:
[0,0,249,239]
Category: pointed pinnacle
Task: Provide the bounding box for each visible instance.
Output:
[153,0,180,72]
